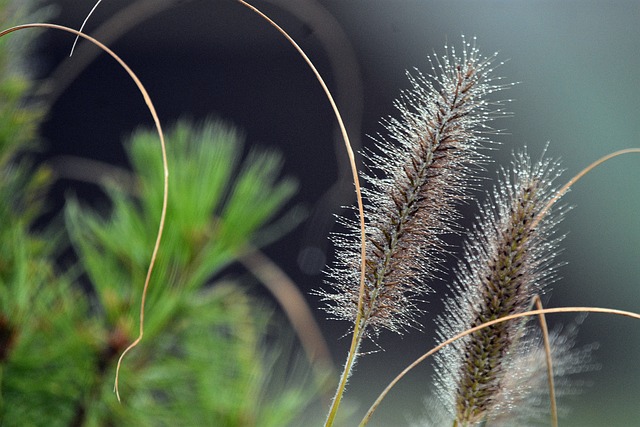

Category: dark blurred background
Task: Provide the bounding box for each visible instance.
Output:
[29,0,640,425]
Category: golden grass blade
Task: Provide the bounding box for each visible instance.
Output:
[533,295,558,427]
[233,2,367,424]
[359,306,640,426]
[0,23,168,403]
[532,148,640,229]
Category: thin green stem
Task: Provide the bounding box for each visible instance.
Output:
[325,317,365,427]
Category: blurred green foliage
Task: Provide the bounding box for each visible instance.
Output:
[0,2,319,425]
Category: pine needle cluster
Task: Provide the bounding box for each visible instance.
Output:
[0,1,319,421]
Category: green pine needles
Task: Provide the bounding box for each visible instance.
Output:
[0,10,317,420]
[1,1,640,426]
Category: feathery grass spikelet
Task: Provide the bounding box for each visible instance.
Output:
[487,318,598,425]
[421,318,597,427]
[432,149,571,425]
[318,37,509,337]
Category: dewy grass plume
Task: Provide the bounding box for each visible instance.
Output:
[318,37,512,426]
[429,150,595,426]
[319,37,510,338]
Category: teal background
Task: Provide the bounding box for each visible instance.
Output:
[332,2,640,426]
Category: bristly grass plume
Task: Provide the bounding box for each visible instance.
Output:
[319,37,515,427]
[428,150,594,426]
[318,37,510,338]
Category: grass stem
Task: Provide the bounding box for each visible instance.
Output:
[533,295,558,427]
[359,306,640,426]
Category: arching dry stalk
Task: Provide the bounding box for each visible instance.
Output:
[231,3,367,424]
[68,0,360,403]
[360,306,640,427]
[532,295,558,427]
[432,150,566,425]
[0,23,169,403]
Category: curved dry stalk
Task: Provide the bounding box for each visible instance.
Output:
[532,148,640,229]
[47,155,137,191]
[40,0,181,105]
[360,306,640,426]
[266,0,365,257]
[532,295,557,427]
[233,2,367,424]
[0,23,169,403]
[70,0,104,56]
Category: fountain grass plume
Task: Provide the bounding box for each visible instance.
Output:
[319,37,512,427]
[319,37,511,338]
[432,149,576,425]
